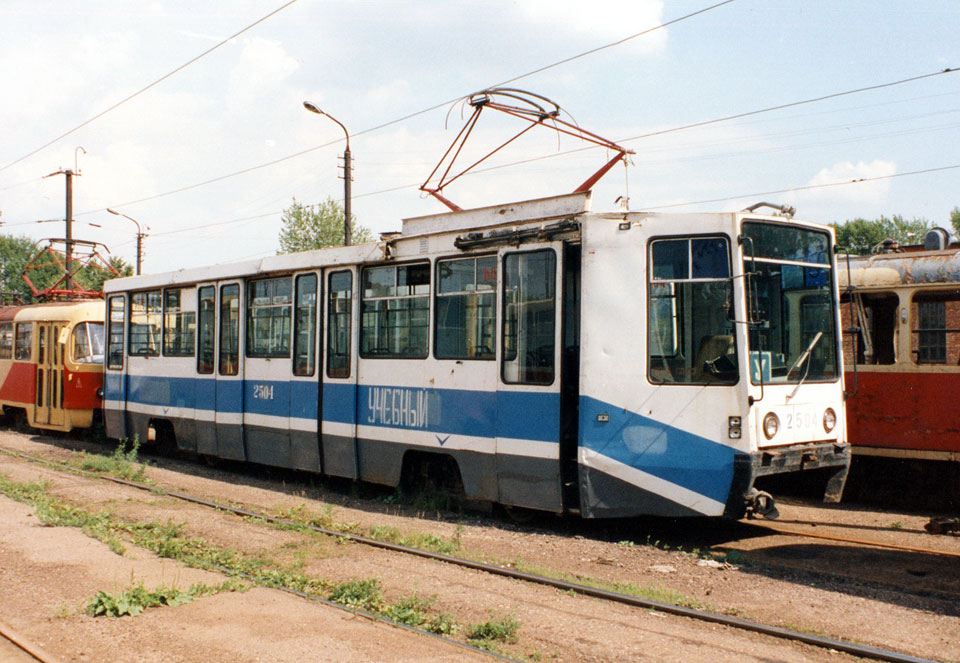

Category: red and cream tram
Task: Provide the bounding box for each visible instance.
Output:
[0,300,105,432]
[840,231,960,502]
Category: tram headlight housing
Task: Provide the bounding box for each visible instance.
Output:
[762,413,779,440]
[823,408,837,433]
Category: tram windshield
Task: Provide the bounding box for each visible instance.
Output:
[72,321,105,364]
[741,221,838,384]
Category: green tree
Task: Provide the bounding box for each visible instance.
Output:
[832,215,933,255]
[77,255,133,293]
[950,206,960,236]
[0,233,42,301]
[277,197,373,254]
[0,233,129,301]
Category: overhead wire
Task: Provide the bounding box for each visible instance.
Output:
[0,0,303,175]
[75,0,738,215]
[643,163,960,211]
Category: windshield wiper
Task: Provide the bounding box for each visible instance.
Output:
[786,331,822,401]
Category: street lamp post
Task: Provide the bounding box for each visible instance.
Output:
[303,101,352,246]
[107,208,148,275]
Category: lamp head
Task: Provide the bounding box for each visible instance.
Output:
[303,101,324,116]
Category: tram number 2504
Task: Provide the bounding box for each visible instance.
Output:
[252,384,275,400]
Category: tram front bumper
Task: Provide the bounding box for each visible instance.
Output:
[724,441,851,519]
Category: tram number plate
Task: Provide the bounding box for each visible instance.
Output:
[252,384,274,400]
[784,409,817,432]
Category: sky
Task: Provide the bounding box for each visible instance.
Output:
[1,0,958,273]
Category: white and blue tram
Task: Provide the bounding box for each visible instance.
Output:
[102,192,849,518]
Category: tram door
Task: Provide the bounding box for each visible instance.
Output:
[214,282,245,460]
[194,284,217,456]
[320,268,358,478]
[495,243,565,512]
[35,322,65,428]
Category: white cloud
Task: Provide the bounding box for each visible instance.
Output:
[805,159,896,203]
[227,37,300,107]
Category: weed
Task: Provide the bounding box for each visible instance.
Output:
[889,521,904,530]
[367,524,461,556]
[383,594,433,626]
[617,540,635,547]
[86,579,242,617]
[54,603,75,618]
[77,437,147,482]
[424,612,459,635]
[467,612,520,649]
[328,578,383,612]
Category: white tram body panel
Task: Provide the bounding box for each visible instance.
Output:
[103,193,849,519]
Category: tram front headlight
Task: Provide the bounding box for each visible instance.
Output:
[823,408,837,433]
[762,413,779,440]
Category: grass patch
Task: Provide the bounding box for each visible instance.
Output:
[467,612,520,651]
[0,475,127,554]
[86,579,243,617]
[329,578,384,612]
[76,437,148,483]
[368,524,462,556]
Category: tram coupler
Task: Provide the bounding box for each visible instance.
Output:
[745,488,779,520]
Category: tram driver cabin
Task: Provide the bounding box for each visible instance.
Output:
[102,192,850,519]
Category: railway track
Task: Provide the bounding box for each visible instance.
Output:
[0,443,942,663]
[0,620,60,663]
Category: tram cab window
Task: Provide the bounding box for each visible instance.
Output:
[162,288,196,357]
[502,250,555,384]
[129,290,162,356]
[107,296,125,370]
[14,323,32,361]
[912,291,960,364]
[841,293,897,365]
[247,277,292,358]
[647,237,737,385]
[327,271,353,378]
[72,322,105,364]
[436,256,496,360]
[361,263,429,358]
[0,322,12,360]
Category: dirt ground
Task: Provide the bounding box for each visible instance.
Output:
[1,428,958,663]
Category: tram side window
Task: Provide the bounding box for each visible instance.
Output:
[647,237,737,385]
[129,290,162,356]
[327,271,353,378]
[14,323,32,361]
[293,274,317,376]
[72,322,105,363]
[912,291,960,364]
[436,256,496,360]
[840,293,897,365]
[247,277,292,358]
[361,263,429,358]
[502,250,555,384]
[107,296,125,370]
[197,286,215,374]
[0,322,12,360]
[219,284,240,375]
[162,288,196,357]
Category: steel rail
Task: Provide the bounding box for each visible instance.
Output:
[0,446,938,663]
[746,522,960,559]
[0,619,61,663]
